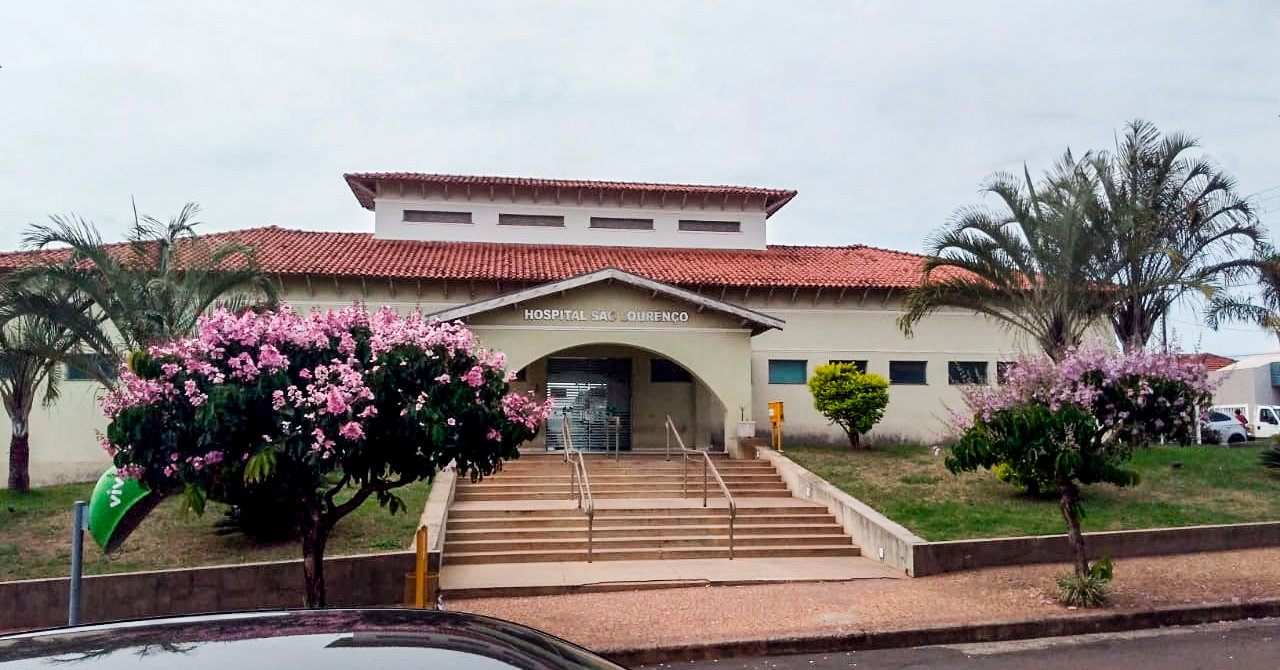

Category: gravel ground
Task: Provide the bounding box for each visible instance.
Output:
[446,547,1280,652]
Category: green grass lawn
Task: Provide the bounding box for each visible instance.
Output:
[0,479,431,581]
[784,443,1280,541]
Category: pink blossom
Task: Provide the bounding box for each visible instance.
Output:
[461,366,486,388]
[324,387,349,415]
[338,421,365,441]
[446,417,457,427]
[435,373,451,385]
[271,390,286,410]
[487,428,501,442]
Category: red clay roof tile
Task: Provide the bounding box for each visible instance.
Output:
[0,226,939,291]
[343,173,798,215]
[1178,353,1237,372]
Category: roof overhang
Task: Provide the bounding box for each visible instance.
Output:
[429,267,784,335]
[343,172,798,217]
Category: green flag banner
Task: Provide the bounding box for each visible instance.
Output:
[88,467,162,553]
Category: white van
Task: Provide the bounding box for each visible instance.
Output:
[1211,404,1280,440]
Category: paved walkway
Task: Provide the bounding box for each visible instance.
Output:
[445,547,1280,655]
[441,556,902,597]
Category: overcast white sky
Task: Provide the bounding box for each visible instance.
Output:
[1,0,1278,356]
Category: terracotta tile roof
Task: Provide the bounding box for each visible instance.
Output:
[1178,353,1237,372]
[0,226,941,291]
[343,172,798,216]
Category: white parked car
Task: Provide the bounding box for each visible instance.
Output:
[1211,404,1280,439]
[1202,410,1249,444]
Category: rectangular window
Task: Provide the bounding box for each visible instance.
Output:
[768,359,807,385]
[651,358,693,383]
[65,354,117,382]
[403,210,472,224]
[828,359,868,373]
[678,219,741,233]
[589,216,654,230]
[512,368,528,382]
[889,360,927,385]
[948,361,989,385]
[996,361,1016,385]
[498,213,565,227]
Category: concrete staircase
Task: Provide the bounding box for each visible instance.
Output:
[452,453,790,502]
[445,453,859,565]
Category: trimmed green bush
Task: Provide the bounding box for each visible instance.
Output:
[808,363,889,449]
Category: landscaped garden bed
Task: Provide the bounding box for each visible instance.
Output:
[784,443,1280,541]
[0,478,431,581]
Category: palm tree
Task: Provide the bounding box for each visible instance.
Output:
[1205,250,1280,343]
[899,152,1116,361]
[0,283,96,492]
[6,203,279,378]
[1089,120,1263,352]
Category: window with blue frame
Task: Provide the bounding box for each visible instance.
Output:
[65,354,118,382]
[768,359,807,384]
[889,360,927,385]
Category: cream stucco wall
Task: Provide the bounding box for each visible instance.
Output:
[0,378,112,488]
[373,195,768,250]
[1211,354,1280,407]
[465,281,752,453]
[6,275,1083,486]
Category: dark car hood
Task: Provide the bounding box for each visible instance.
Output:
[0,609,625,670]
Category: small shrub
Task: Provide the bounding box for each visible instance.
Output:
[807,363,889,449]
[1056,556,1113,608]
[1261,448,1280,470]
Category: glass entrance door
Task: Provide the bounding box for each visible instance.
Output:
[545,357,632,451]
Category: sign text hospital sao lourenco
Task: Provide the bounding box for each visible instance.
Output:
[523,308,690,323]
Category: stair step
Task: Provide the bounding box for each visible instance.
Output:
[445,544,861,564]
[461,474,783,485]
[446,534,850,553]
[449,514,837,531]
[453,490,790,501]
[448,524,846,541]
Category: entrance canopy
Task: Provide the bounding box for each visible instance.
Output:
[430,267,784,335]
[430,268,782,455]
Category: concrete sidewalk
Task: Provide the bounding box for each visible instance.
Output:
[441,556,902,598]
[446,547,1280,661]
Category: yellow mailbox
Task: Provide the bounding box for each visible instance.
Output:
[768,401,784,452]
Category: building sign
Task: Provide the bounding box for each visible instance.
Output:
[523,308,691,323]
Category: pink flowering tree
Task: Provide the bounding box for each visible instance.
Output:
[101,304,551,607]
[946,348,1214,581]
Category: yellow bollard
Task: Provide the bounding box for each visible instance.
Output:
[410,526,436,608]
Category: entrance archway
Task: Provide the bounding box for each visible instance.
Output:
[512,343,730,452]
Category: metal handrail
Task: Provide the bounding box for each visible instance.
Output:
[562,415,595,562]
[664,415,737,559]
[608,416,622,463]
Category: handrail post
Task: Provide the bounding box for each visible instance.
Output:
[702,457,708,507]
[587,513,594,563]
[665,420,671,462]
[682,452,688,497]
[729,514,735,560]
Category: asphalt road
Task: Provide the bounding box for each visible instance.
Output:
[664,618,1280,670]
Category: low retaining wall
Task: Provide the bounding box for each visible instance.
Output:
[417,466,458,575]
[756,447,924,575]
[0,551,414,632]
[758,447,1280,577]
[913,521,1280,576]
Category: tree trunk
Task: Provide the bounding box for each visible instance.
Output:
[847,430,861,450]
[301,517,330,608]
[8,431,30,493]
[1058,482,1089,577]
